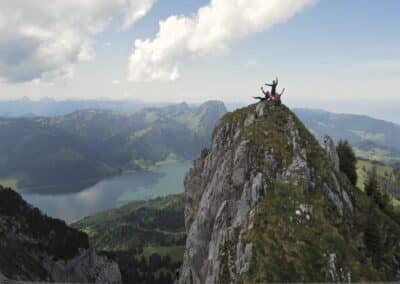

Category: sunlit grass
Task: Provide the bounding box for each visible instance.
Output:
[356,159,395,190]
[142,245,185,263]
[0,178,19,190]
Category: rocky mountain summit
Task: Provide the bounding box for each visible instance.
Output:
[179,102,400,283]
[0,186,122,283]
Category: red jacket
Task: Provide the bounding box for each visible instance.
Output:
[273,94,281,103]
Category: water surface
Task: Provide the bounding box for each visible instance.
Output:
[22,160,191,223]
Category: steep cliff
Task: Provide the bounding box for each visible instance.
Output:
[0,186,122,283]
[180,102,400,283]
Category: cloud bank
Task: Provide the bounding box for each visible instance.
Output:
[0,0,156,83]
[128,0,317,82]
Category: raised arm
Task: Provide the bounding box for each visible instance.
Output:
[264,83,273,87]
[276,77,279,85]
[280,88,285,96]
[260,87,267,95]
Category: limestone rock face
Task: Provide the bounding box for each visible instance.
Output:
[179,102,356,283]
[324,135,340,172]
[1,249,122,283]
[44,249,122,283]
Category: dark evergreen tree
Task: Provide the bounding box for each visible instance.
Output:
[149,253,162,271]
[336,140,357,186]
[365,168,390,210]
[375,189,390,210]
[163,255,172,267]
[145,272,155,283]
[364,169,379,197]
[165,272,173,283]
[364,205,383,267]
[139,255,147,270]
[158,271,167,283]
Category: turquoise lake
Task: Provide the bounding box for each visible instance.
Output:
[22,160,192,223]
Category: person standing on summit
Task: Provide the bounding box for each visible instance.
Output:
[273,88,285,106]
[264,77,278,97]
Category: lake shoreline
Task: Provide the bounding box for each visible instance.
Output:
[8,158,189,195]
[20,160,192,223]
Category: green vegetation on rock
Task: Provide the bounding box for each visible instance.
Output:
[242,181,384,282]
[337,140,358,186]
[0,186,91,280]
[232,105,400,282]
[222,103,335,182]
[186,102,400,282]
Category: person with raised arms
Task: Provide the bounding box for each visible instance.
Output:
[264,77,278,97]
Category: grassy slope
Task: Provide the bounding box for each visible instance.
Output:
[142,246,185,263]
[356,159,395,189]
[73,194,185,250]
[0,178,19,189]
[244,183,373,282]
[354,147,400,164]
[356,159,400,209]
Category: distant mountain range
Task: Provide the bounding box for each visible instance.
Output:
[294,108,400,163]
[0,97,240,117]
[2,97,399,163]
[0,97,149,117]
[0,101,227,194]
[1,100,400,194]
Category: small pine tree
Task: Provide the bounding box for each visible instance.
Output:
[336,140,357,186]
[364,169,378,197]
[364,168,390,209]
[364,205,382,267]
[375,189,390,210]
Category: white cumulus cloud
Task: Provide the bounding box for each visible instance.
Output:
[0,0,156,83]
[121,0,157,30]
[128,0,317,82]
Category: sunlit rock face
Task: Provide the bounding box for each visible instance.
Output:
[324,135,340,172]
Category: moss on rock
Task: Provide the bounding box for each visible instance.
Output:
[241,181,384,282]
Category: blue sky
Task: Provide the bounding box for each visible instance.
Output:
[0,0,399,121]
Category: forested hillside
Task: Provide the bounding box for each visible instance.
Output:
[294,108,400,163]
[73,194,185,284]
[0,101,226,193]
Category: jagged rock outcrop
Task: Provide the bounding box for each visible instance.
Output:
[0,186,122,283]
[324,135,340,172]
[42,249,121,283]
[179,102,400,283]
